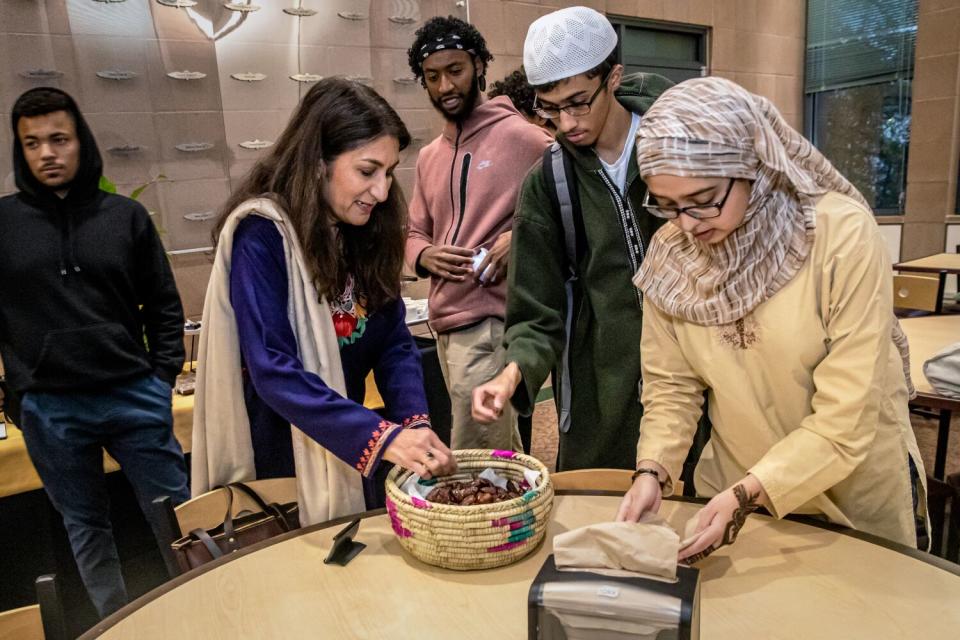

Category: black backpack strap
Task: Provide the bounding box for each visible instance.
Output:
[541,143,585,274]
[541,142,583,435]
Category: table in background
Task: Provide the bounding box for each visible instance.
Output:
[83,493,960,640]
[0,393,194,499]
[895,253,960,313]
[900,315,960,479]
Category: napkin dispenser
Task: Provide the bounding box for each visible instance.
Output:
[528,555,700,640]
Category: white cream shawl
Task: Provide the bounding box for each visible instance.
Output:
[191,198,365,525]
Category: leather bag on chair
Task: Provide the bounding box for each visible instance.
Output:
[170,482,299,573]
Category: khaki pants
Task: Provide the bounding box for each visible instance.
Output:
[436,318,522,452]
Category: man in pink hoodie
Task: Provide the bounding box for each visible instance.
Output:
[405,16,552,451]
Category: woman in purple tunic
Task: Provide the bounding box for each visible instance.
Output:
[210,78,455,509]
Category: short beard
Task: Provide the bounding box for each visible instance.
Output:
[429,72,481,124]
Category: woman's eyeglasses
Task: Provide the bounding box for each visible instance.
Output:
[642,179,735,220]
[533,69,611,120]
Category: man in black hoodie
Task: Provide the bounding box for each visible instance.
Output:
[0,88,189,618]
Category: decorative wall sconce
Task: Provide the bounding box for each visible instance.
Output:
[337,11,367,20]
[156,0,197,7]
[97,69,138,80]
[223,2,260,12]
[167,70,207,80]
[393,76,417,85]
[238,139,273,150]
[290,73,322,83]
[19,69,64,80]
[283,7,316,16]
[93,0,128,4]
[183,211,215,222]
[345,75,373,85]
[231,72,267,82]
[107,144,147,156]
[388,16,417,25]
[175,142,215,152]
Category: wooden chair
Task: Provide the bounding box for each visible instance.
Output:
[0,574,67,640]
[551,468,685,495]
[0,605,43,640]
[926,473,960,563]
[152,477,299,578]
[893,274,942,315]
[35,575,67,640]
[551,468,635,492]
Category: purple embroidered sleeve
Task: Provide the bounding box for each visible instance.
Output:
[231,217,395,477]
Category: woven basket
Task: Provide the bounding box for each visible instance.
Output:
[384,449,554,570]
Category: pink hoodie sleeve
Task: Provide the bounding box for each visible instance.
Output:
[405,161,433,274]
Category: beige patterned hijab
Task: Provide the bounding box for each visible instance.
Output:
[632,77,913,393]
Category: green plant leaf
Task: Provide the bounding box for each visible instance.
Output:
[130,173,168,201]
[130,183,148,200]
[99,175,117,194]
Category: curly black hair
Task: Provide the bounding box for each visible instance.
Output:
[488,67,536,117]
[407,15,494,87]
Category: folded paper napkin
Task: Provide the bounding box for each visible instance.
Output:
[553,515,695,581]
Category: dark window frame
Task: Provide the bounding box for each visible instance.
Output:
[804,0,917,215]
[607,16,708,83]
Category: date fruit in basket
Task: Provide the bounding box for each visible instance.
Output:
[425,476,526,505]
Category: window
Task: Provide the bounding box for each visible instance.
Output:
[609,18,707,85]
[805,0,918,214]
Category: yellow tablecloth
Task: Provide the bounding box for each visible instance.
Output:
[0,373,385,499]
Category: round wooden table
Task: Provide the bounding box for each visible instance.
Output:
[83,493,960,639]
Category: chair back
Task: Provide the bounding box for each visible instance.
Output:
[152,477,298,578]
[926,473,960,563]
[893,274,941,313]
[551,468,634,492]
[175,477,298,535]
[35,575,67,640]
[0,605,43,640]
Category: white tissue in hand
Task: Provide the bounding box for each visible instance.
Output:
[472,248,495,283]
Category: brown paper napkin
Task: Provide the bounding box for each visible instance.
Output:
[553,515,682,581]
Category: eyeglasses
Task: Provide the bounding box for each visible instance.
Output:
[642,179,736,220]
[533,69,611,120]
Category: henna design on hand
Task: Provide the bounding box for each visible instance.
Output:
[721,483,760,546]
[683,545,717,564]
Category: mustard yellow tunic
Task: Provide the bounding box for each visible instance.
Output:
[636,192,926,547]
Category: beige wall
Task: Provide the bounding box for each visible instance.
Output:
[474,0,806,129]
[22,2,960,315]
[178,0,808,317]
[902,0,960,261]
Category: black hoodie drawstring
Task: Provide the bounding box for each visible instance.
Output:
[58,211,68,276]
[57,207,82,277]
[443,123,463,245]
[67,211,81,274]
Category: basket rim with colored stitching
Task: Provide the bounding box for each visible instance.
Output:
[384,449,554,570]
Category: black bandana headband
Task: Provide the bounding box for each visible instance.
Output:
[420,34,477,59]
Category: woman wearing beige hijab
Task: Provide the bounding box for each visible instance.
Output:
[616,77,927,562]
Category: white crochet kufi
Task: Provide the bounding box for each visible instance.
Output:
[523,6,618,85]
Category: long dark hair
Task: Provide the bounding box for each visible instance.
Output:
[215,78,411,312]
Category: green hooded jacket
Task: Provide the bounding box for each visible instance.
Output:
[504,72,672,471]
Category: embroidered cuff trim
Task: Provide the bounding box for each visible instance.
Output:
[402,413,431,429]
[356,420,401,477]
